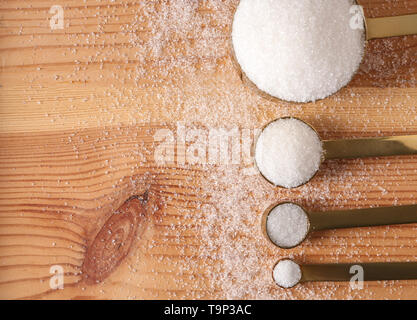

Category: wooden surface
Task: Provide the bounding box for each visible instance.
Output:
[0,0,416,300]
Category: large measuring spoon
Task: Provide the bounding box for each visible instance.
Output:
[232,0,417,103]
[263,202,417,249]
[255,117,417,189]
[273,259,417,289]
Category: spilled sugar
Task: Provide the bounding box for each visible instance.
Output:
[267,203,310,248]
[255,118,324,188]
[232,0,365,103]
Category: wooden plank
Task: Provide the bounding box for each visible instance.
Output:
[0,0,416,299]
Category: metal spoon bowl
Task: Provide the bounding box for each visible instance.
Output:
[253,117,323,189]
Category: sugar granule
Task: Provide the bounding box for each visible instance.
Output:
[273,260,302,289]
[232,0,365,102]
[267,203,310,248]
[255,118,323,188]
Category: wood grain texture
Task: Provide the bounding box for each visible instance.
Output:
[0,0,416,300]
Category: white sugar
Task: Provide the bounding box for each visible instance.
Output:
[273,260,302,289]
[232,0,365,102]
[267,203,310,248]
[255,118,323,188]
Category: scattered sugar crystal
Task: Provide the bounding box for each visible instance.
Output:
[273,260,302,289]
[267,203,310,248]
[255,118,323,188]
[232,0,365,102]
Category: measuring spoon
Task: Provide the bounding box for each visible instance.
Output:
[232,1,417,103]
[263,202,417,249]
[255,117,417,188]
[273,259,417,289]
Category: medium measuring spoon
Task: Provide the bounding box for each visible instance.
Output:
[263,202,417,249]
[232,0,417,103]
[273,259,417,289]
[255,117,417,189]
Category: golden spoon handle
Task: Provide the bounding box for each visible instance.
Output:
[323,135,417,160]
[301,262,417,282]
[309,205,417,231]
[366,14,417,40]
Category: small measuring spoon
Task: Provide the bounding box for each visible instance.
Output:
[273,259,417,289]
[255,117,417,188]
[232,1,417,103]
[263,202,417,249]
